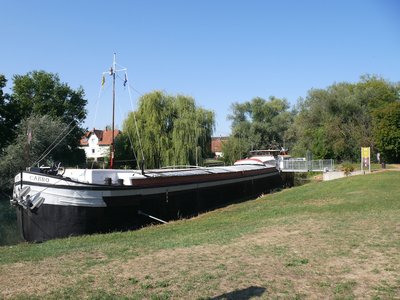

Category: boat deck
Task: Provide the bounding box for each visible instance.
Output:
[63,164,277,185]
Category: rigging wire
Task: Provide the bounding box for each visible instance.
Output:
[93,79,112,130]
[31,113,84,167]
[0,112,85,191]
[116,100,139,169]
[120,72,145,166]
[32,58,146,171]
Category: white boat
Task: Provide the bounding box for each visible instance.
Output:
[10,56,284,242]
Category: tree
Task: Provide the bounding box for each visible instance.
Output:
[2,71,87,165]
[0,115,82,189]
[0,75,15,150]
[114,132,137,169]
[170,95,214,166]
[289,85,359,159]
[122,91,215,169]
[221,136,248,165]
[11,71,87,124]
[224,96,294,163]
[289,76,400,161]
[373,102,400,163]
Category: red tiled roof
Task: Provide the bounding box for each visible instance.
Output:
[80,129,120,146]
[99,129,120,145]
[211,137,228,153]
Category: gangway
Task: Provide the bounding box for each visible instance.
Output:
[279,158,334,173]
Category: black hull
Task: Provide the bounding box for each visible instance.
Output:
[17,172,283,242]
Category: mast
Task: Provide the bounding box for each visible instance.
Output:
[102,53,129,169]
[110,53,116,169]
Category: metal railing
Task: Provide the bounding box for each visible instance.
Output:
[280,159,334,172]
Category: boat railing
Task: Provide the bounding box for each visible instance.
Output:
[161,165,203,170]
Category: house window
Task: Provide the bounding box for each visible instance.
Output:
[92,149,95,154]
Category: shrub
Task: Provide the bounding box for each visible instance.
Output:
[341,162,354,176]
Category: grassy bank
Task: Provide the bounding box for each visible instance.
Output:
[0,199,20,246]
[1,171,399,299]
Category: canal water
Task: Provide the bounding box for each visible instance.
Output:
[0,198,21,246]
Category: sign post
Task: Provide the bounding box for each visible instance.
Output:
[361,147,371,173]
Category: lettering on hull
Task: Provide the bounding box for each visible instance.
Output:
[29,175,50,183]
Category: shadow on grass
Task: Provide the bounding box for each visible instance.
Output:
[209,286,266,300]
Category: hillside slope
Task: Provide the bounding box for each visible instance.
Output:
[1,172,399,299]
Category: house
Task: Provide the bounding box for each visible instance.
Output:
[211,136,228,158]
[80,128,120,162]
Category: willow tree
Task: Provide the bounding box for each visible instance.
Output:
[123,91,215,169]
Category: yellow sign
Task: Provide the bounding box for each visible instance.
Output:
[361,147,370,159]
[361,147,371,172]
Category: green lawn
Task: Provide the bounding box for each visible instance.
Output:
[1,171,399,299]
[337,162,393,172]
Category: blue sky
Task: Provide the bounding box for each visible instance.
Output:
[1,0,399,136]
